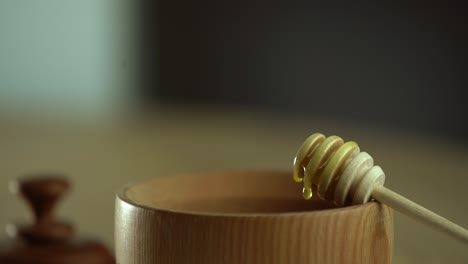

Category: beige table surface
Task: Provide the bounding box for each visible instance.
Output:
[1,105,467,263]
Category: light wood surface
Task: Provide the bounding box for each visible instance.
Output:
[115,171,393,264]
[1,105,468,262]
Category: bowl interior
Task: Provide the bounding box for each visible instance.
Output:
[124,170,338,214]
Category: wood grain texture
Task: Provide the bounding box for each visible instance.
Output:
[115,170,393,264]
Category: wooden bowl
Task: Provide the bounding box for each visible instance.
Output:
[115,170,393,264]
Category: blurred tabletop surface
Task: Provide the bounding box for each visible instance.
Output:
[0,105,467,263]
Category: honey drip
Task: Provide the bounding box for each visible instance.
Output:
[293,133,386,205]
[293,133,358,200]
[292,133,468,244]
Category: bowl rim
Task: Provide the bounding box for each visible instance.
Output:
[116,169,378,218]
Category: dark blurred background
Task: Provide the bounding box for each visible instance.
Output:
[140,1,467,141]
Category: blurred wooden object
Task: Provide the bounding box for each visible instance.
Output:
[0,176,114,264]
[115,170,394,264]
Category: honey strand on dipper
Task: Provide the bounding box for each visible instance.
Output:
[293,133,468,244]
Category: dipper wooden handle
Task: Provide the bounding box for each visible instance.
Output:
[372,185,468,243]
[293,133,468,244]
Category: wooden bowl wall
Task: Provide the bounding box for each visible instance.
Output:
[115,170,393,264]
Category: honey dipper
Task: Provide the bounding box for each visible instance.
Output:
[293,133,468,244]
